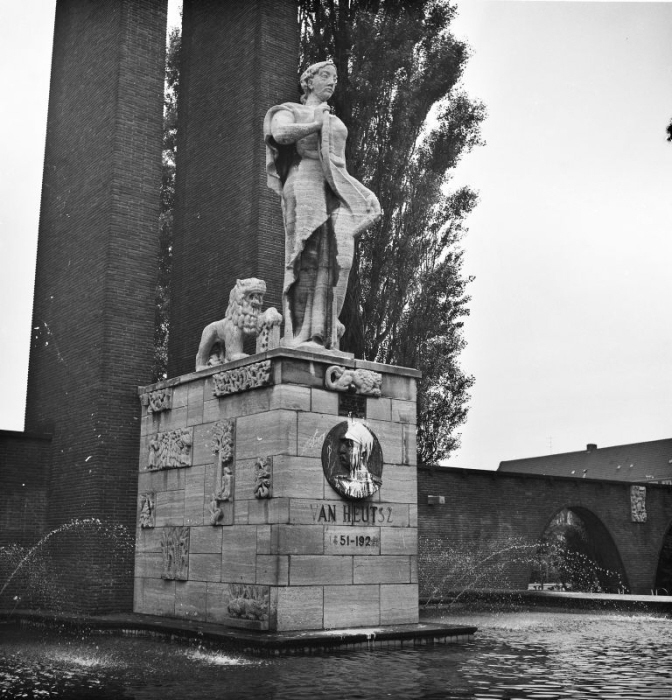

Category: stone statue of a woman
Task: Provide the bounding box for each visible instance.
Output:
[264,60,381,352]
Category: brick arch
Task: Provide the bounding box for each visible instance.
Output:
[418,467,672,596]
[536,504,629,590]
[654,516,672,594]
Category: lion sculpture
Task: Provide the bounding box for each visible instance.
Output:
[195,278,282,371]
[324,365,382,397]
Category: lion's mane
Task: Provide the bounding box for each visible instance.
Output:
[226,278,266,332]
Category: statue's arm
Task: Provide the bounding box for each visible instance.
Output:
[271,108,323,145]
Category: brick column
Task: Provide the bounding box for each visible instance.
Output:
[24,0,167,613]
[167,0,299,378]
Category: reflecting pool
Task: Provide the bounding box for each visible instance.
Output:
[2,610,671,699]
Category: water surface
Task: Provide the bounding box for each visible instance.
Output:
[1,611,670,699]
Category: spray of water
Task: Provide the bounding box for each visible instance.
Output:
[420,537,539,606]
[0,518,133,607]
[419,536,627,607]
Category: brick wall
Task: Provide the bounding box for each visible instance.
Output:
[167,0,299,377]
[0,431,51,548]
[418,467,672,597]
[22,0,167,613]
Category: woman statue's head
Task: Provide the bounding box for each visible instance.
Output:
[300,60,337,104]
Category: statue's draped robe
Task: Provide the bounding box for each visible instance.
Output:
[264,103,381,345]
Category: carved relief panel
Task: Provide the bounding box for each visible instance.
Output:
[254,457,272,499]
[212,360,272,397]
[147,428,193,470]
[227,584,270,622]
[140,388,172,414]
[631,485,647,523]
[208,420,235,525]
[160,526,190,580]
[138,492,155,528]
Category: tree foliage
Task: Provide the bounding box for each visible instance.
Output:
[154,3,484,463]
[152,26,180,382]
[299,0,485,463]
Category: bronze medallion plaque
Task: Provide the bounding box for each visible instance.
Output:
[321,420,384,500]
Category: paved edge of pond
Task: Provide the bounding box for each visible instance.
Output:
[0,610,477,656]
[420,589,672,614]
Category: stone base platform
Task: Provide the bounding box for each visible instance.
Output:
[2,610,477,656]
[134,348,421,632]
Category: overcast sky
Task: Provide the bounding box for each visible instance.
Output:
[1,1,671,472]
[450,1,672,469]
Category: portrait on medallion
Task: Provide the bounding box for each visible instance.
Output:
[321,419,383,500]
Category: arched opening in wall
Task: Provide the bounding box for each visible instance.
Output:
[654,521,672,595]
[530,507,629,593]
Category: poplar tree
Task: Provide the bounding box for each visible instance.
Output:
[299,0,485,463]
[155,3,484,463]
[152,27,180,381]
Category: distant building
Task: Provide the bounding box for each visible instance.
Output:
[498,439,672,484]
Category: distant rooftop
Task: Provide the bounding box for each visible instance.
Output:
[498,438,672,484]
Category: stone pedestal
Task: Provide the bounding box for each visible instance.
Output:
[133,349,419,632]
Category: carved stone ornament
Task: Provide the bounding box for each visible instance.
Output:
[227,584,269,622]
[195,278,282,371]
[140,388,172,414]
[138,492,155,528]
[212,360,272,397]
[213,419,234,465]
[209,420,235,525]
[147,428,193,470]
[325,365,382,397]
[256,309,283,354]
[631,485,647,523]
[254,456,272,499]
[321,419,383,500]
[160,526,190,580]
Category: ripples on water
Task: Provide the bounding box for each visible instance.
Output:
[1,612,671,699]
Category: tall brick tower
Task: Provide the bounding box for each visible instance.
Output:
[167,0,299,377]
[23,0,168,612]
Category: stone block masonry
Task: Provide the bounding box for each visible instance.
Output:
[134,349,420,631]
[21,0,168,613]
